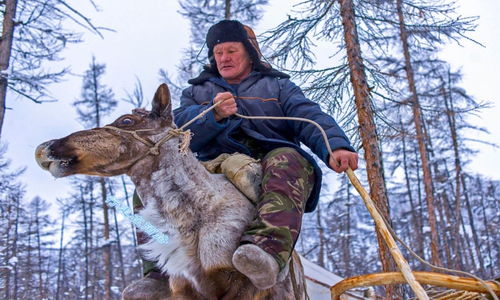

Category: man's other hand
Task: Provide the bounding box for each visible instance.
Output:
[329,149,358,173]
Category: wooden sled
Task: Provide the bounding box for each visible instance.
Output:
[330,271,500,300]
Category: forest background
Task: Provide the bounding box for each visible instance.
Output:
[0,0,498,299]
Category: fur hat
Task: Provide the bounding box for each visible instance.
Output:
[188,20,290,84]
[206,20,265,71]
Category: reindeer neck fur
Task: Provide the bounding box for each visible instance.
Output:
[127,135,240,233]
[127,134,255,279]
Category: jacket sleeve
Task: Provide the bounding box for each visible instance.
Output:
[278,79,356,164]
[173,86,229,152]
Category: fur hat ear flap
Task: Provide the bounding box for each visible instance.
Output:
[243,25,262,60]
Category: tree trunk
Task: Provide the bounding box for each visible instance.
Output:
[92,57,101,128]
[442,160,465,269]
[413,148,425,243]
[439,135,474,270]
[35,204,45,299]
[461,175,484,273]
[56,210,66,300]
[400,121,424,259]
[316,203,325,268]
[442,78,485,273]
[224,0,231,19]
[100,178,112,300]
[4,195,15,299]
[26,218,33,297]
[111,193,126,287]
[477,178,494,277]
[441,83,466,269]
[338,0,398,297]
[121,176,137,247]
[0,0,18,139]
[81,186,89,300]
[437,193,454,268]
[442,84,463,245]
[396,0,441,266]
[459,207,476,269]
[121,176,142,275]
[89,182,96,300]
[12,200,20,300]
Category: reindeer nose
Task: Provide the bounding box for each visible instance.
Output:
[35,142,53,170]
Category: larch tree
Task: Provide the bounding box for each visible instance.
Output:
[433,66,490,273]
[262,0,485,295]
[263,2,398,297]
[0,0,103,139]
[55,198,68,300]
[473,176,499,277]
[106,181,127,289]
[0,147,25,300]
[17,197,54,299]
[362,0,480,267]
[73,56,117,300]
[338,1,397,286]
[56,179,97,300]
[123,77,147,108]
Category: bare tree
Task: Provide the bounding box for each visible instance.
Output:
[73,56,116,300]
[315,202,326,268]
[394,0,441,266]
[0,147,25,299]
[123,76,147,108]
[55,200,67,300]
[0,0,104,138]
[475,177,498,277]
[264,3,398,297]
[370,0,480,268]
[179,0,268,48]
[338,1,398,286]
[0,0,18,139]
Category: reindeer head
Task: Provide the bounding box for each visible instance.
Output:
[35,84,174,178]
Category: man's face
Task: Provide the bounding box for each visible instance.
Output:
[214,42,252,84]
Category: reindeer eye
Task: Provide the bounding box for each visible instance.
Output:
[120,117,134,125]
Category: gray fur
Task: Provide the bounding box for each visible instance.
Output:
[131,136,255,283]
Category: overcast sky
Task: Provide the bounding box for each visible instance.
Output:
[3,0,499,205]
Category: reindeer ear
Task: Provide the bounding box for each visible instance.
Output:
[151,83,173,124]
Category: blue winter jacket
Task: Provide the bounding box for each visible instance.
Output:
[173,70,355,212]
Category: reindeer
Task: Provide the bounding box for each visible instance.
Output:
[35,84,306,299]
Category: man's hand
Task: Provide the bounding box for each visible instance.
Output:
[329,149,358,173]
[213,92,237,121]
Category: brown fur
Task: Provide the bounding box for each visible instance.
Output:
[35,84,305,299]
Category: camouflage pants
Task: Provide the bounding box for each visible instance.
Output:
[241,147,315,270]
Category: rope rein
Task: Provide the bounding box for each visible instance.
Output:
[103,126,192,156]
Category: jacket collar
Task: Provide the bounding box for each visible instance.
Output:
[210,71,262,92]
[188,67,289,86]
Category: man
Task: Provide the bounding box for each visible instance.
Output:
[174,20,358,289]
[123,20,357,298]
